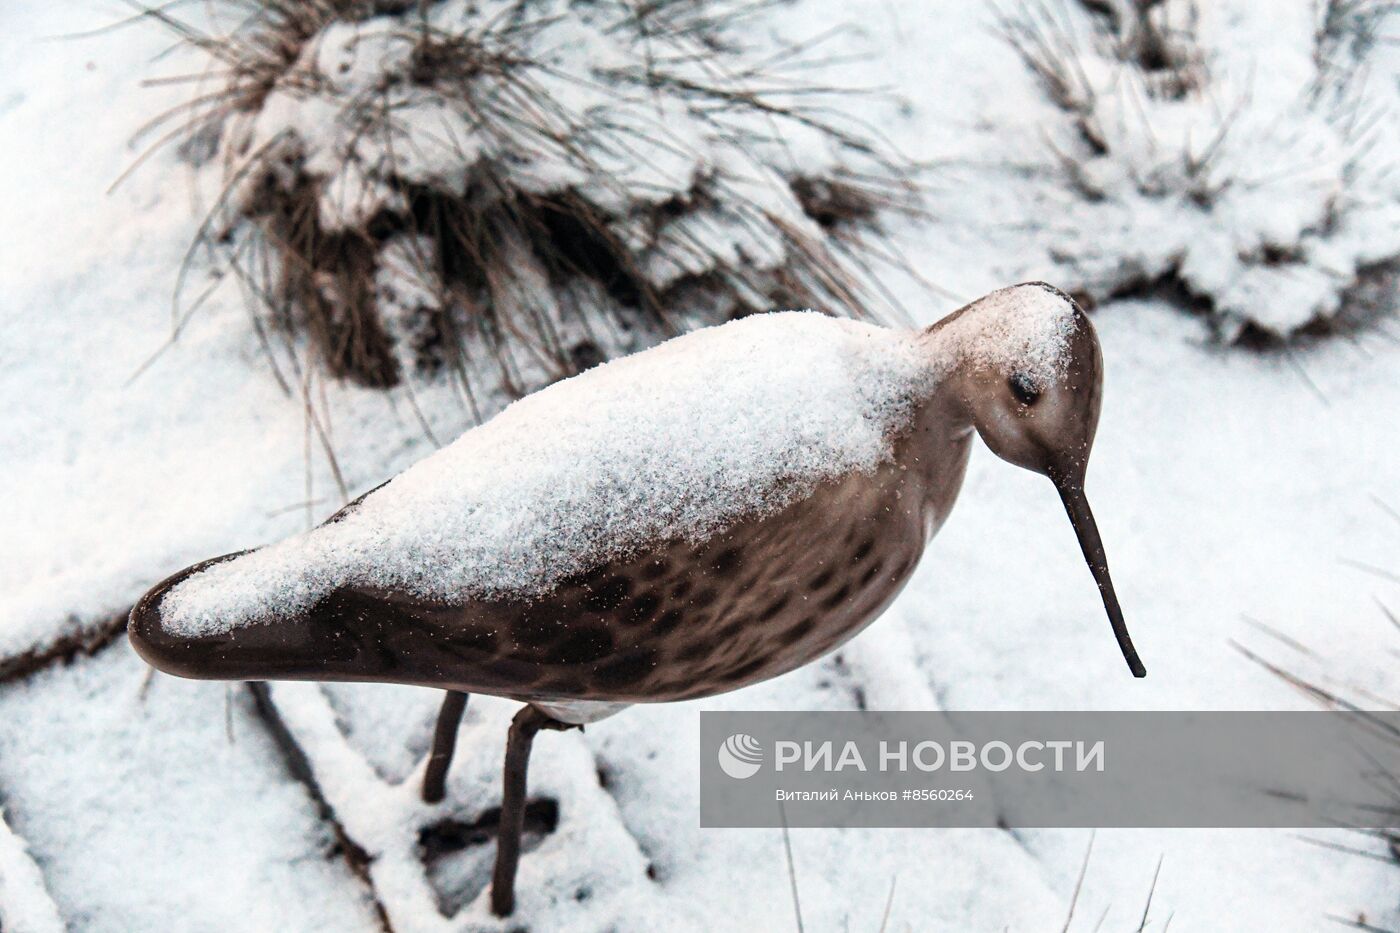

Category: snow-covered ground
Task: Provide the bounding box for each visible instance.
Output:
[2,0,1399,930]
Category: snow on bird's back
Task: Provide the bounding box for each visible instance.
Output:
[160,312,934,636]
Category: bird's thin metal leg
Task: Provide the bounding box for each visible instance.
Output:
[491,705,573,917]
[421,690,469,804]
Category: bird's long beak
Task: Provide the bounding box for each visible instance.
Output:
[1054,479,1146,678]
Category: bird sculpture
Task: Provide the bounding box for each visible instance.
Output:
[130,282,1144,916]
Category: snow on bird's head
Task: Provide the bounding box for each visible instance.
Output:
[930,283,1081,389]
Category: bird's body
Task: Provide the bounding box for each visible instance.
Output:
[129,283,1145,915]
[134,442,956,721]
[134,310,982,717]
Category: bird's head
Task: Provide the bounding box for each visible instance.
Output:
[932,282,1145,677]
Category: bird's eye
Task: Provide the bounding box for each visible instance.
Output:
[1009,373,1040,406]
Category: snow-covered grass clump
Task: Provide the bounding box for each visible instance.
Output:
[162,312,935,634]
[143,0,916,397]
[996,0,1400,341]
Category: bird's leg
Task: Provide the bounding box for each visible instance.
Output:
[421,690,470,804]
[490,705,576,917]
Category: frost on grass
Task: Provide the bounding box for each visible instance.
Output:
[994,0,1400,341]
[140,0,917,398]
[161,312,932,634]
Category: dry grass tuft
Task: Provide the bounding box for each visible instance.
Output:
[995,0,1204,158]
[1316,0,1400,90]
[993,0,1400,344]
[1233,530,1400,914]
[994,0,1211,213]
[130,0,920,397]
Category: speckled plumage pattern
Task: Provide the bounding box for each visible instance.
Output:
[456,456,930,706]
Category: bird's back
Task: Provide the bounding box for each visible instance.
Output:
[154,312,933,641]
[186,451,935,707]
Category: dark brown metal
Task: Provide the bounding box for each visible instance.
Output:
[422,690,469,804]
[1056,481,1145,678]
[491,706,575,917]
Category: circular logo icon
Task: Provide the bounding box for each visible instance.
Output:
[717,733,763,779]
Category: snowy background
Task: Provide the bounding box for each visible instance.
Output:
[3,0,1400,930]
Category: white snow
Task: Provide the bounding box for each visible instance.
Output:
[161,312,934,635]
[0,649,382,932]
[3,0,1400,931]
[255,660,1070,931]
[0,808,64,933]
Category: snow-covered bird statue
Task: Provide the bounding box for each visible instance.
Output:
[130,282,1144,916]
